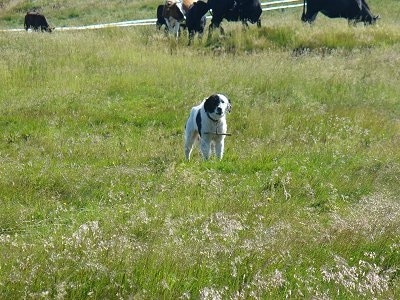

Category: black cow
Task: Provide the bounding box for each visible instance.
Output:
[24,12,53,32]
[237,0,263,27]
[186,1,207,44]
[301,0,379,25]
[186,0,262,37]
[208,0,262,32]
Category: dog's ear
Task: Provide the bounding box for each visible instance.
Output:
[204,94,219,113]
[227,98,232,113]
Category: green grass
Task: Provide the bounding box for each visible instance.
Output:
[0,0,160,28]
[1,0,400,299]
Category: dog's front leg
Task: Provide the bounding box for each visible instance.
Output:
[215,140,225,160]
[200,139,212,160]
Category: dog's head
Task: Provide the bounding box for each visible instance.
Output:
[204,94,232,120]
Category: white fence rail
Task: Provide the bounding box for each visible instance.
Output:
[1,0,303,32]
[262,0,304,11]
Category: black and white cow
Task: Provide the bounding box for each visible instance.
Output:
[24,12,53,32]
[301,0,379,25]
[156,1,206,43]
[157,4,188,35]
[162,0,185,37]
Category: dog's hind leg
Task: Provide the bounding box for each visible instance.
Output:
[184,134,197,160]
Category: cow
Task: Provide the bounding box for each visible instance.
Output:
[186,0,262,38]
[236,0,263,28]
[186,1,208,44]
[301,0,379,25]
[157,4,188,34]
[162,0,185,37]
[156,4,168,32]
[159,0,207,42]
[24,12,53,32]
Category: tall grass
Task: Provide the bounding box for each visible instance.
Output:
[1,2,400,299]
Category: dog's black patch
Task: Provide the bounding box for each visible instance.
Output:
[196,110,202,136]
[204,94,220,113]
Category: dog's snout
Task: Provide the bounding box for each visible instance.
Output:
[216,107,222,114]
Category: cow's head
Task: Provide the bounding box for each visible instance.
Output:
[165,0,176,8]
[163,0,184,20]
[366,14,379,25]
[361,3,379,25]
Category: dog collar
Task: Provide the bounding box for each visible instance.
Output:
[206,113,219,123]
[204,113,232,136]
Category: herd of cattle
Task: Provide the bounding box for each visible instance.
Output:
[157,0,378,43]
[24,0,379,42]
[157,0,263,43]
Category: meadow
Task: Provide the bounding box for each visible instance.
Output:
[1,0,400,299]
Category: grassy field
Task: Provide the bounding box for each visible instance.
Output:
[1,0,400,299]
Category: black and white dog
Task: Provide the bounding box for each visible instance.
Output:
[184,94,232,160]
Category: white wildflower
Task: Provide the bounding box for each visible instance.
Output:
[199,286,225,300]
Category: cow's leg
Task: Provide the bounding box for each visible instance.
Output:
[208,16,224,38]
[188,29,195,45]
[308,12,318,23]
[165,17,173,34]
[209,23,224,37]
[348,19,358,26]
[207,23,214,38]
[166,17,180,38]
[197,27,204,41]
[173,21,180,38]
[302,9,318,23]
